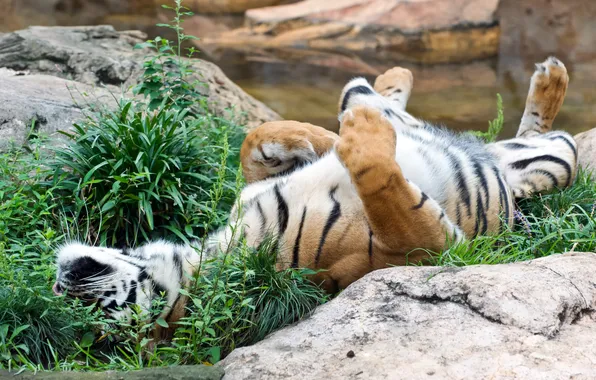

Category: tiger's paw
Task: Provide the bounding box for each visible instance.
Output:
[336,106,396,182]
[373,67,413,109]
[518,56,569,137]
[241,121,338,183]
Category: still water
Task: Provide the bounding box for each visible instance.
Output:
[3,0,596,137]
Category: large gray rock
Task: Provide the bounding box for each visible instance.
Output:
[0,365,224,379]
[575,128,596,175]
[0,25,280,147]
[221,252,596,379]
[0,68,116,148]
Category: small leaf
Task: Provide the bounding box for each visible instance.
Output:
[80,331,95,348]
[156,318,169,328]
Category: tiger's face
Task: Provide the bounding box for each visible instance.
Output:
[54,243,147,321]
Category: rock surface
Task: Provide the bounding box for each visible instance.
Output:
[0,365,224,379]
[575,128,596,175]
[221,252,596,379]
[0,69,116,149]
[201,0,501,64]
[0,25,280,146]
[182,0,284,14]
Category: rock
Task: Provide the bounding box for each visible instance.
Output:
[575,128,596,175]
[200,0,501,64]
[0,69,116,149]
[0,25,280,146]
[0,365,224,379]
[180,0,284,14]
[221,252,596,379]
[246,0,499,31]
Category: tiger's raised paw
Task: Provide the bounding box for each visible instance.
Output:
[336,106,397,184]
[374,67,413,109]
[517,56,569,137]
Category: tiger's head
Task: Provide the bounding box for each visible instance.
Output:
[53,243,149,321]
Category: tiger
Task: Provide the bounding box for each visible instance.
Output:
[53,57,577,340]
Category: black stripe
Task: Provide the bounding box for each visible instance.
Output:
[340,85,374,112]
[173,248,183,278]
[384,108,398,118]
[138,268,149,282]
[315,186,342,266]
[472,160,490,209]
[509,154,572,187]
[502,142,532,149]
[493,167,511,225]
[528,168,559,187]
[547,134,578,158]
[292,207,307,268]
[412,192,429,210]
[449,153,472,217]
[105,299,119,311]
[439,211,445,220]
[474,189,487,236]
[274,184,289,236]
[368,227,374,265]
[256,200,267,237]
[125,280,137,305]
[257,145,271,160]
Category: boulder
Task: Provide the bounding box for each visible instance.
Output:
[575,128,596,175]
[181,0,284,14]
[0,25,280,146]
[0,365,224,380]
[0,69,116,149]
[200,0,501,64]
[221,252,596,379]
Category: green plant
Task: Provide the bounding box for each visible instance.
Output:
[50,101,242,246]
[0,138,95,369]
[470,93,504,143]
[172,239,327,364]
[133,0,202,112]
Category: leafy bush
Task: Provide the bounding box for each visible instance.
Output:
[0,140,90,368]
[51,102,243,246]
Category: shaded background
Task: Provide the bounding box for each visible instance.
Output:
[2,0,595,137]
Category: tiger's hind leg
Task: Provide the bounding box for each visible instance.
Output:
[335,106,464,258]
[517,56,569,138]
[373,67,414,110]
[488,57,577,198]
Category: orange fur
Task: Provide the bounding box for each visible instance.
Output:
[241,121,338,184]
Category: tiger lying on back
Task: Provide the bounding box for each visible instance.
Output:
[53,57,577,338]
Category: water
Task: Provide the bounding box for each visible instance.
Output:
[4,0,596,138]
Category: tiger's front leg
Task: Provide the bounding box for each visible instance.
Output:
[489,57,578,198]
[335,106,464,257]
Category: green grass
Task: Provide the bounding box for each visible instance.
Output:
[429,169,596,267]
